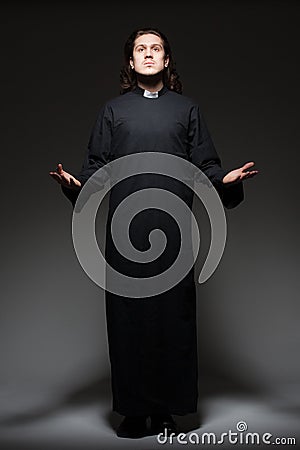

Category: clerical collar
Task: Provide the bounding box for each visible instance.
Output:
[144,89,158,98]
[133,85,168,98]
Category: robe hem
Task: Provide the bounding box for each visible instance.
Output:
[112,407,198,417]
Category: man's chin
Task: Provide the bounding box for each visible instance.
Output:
[136,70,164,78]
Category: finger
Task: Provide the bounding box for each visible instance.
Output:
[242,161,255,171]
[57,163,63,175]
[49,171,61,179]
[241,170,258,180]
[49,172,63,184]
[61,176,71,186]
[245,170,258,177]
[241,171,252,179]
[240,172,248,180]
[69,179,78,189]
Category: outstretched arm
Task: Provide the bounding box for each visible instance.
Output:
[50,104,113,208]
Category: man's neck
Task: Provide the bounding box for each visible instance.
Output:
[136,74,164,92]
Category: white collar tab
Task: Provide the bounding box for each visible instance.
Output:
[143,89,159,98]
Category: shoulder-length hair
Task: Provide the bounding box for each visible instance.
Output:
[120,27,182,95]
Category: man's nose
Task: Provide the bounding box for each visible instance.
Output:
[145,48,153,58]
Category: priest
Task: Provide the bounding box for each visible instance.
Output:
[49,27,258,439]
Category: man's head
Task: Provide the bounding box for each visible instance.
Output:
[120,27,182,94]
[129,33,169,77]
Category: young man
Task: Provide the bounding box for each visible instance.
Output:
[50,27,258,439]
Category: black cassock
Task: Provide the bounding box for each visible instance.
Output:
[62,85,244,416]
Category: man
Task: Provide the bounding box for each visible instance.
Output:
[50,27,258,439]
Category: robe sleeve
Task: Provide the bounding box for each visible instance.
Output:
[61,103,113,207]
[187,104,244,209]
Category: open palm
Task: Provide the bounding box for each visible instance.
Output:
[223,161,258,184]
[49,163,81,190]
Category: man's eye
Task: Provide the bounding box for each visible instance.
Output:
[153,47,160,51]
[138,48,144,52]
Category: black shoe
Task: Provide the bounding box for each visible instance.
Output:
[150,413,178,436]
[116,415,149,439]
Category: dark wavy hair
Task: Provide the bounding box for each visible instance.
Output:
[120,27,182,95]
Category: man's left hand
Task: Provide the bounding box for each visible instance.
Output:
[222,161,258,184]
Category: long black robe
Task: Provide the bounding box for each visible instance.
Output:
[62,85,244,416]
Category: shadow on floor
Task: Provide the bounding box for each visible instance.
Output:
[0,375,111,427]
[0,371,263,434]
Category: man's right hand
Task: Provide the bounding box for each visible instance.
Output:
[49,163,81,190]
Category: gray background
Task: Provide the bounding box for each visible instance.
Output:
[1,1,299,449]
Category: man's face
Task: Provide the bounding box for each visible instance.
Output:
[130,33,169,76]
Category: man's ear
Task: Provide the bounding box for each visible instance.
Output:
[165,55,170,67]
